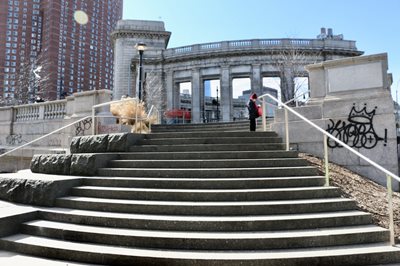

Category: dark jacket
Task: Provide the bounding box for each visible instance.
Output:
[247,99,259,119]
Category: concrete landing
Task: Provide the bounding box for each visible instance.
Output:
[0,250,99,265]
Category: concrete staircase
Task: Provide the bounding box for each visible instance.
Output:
[1,122,400,265]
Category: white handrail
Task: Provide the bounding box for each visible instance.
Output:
[92,97,139,135]
[259,93,400,183]
[284,90,310,106]
[0,115,91,159]
[259,92,399,246]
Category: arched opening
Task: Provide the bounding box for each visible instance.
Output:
[232,77,251,120]
[203,79,220,122]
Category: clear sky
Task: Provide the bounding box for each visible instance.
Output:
[123,0,400,100]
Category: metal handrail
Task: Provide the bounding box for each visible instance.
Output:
[92,97,158,134]
[284,90,310,106]
[259,93,399,245]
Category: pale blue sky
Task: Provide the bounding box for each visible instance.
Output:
[123,0,400,100]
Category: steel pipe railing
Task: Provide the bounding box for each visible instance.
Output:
[259,93,399,245]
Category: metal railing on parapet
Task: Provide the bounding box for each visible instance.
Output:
[259,93,400,246]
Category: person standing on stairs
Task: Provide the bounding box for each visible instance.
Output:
[247,93,260,131]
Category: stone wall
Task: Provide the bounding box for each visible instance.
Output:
[0,90,113,172]
[271,53,399,189]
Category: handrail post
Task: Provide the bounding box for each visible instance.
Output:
[135,100,139,133]
[262,97,267,131]
[91,107,96,135]
[324,135,330,186]
[284,108,289,151]
[387,175,395,246]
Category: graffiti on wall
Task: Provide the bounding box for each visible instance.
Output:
[6,134,26,146]
[326,103,387,149]
[48,138,62,147]
[75,118,92,136]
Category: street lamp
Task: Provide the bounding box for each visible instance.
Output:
[135,43,147,101]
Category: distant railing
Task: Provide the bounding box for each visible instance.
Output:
[13,100,67,122]
[165,38,359,58]
[259,93,400,246]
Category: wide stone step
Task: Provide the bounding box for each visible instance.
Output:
[38,208,373,231]
[146,131,278,139]
[83,176,327,189]
[97,166,319,178]
[107,158,309,169]
[69,186,341,201]
[1,234,399,266]
[129,143,285,152]
[117,150,299,160]
[55,197,356,216]
[21,220,389,250]
[137,137,282,145]
[151,123,250,133]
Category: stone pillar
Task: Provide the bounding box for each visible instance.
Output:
[165,70,174,111]
[191,68,201,123]
[220,66,231,122]
[113,39,135,100]
[251,64,262,95]
[173,82,180,110]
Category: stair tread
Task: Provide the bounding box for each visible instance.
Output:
[39,207,370,222]
[134,143,284,147]
[85,176,325,182]
[2,234,397,260]
[110,158,304,162]
[24,220,387,239]
[73,186,338,193]
[98,166,316,171]
[58,196,352,206]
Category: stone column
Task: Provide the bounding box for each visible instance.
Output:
[251,64,262,95]
[191,68,201,123]
[220,66,231,122]
[113,38,135,100]
[173,82,180,110]
[165,70,174,111]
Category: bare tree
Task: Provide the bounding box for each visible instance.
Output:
[143,69,165,112]
[270,41,321,103]
[11,54,52,105]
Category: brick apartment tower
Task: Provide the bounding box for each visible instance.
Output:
[0,0,123,104]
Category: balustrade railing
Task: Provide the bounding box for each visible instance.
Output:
[14,100,67,122]
[167,38,359,57]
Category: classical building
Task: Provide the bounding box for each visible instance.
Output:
[0,0,123,104]
[112,20,363,123]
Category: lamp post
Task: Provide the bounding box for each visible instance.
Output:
[135,43,147,101]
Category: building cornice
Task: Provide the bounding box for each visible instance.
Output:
[111,30,171,46]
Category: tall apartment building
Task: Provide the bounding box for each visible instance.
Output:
[0,0,123,104]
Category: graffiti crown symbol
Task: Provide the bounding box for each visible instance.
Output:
[348,103,376,124]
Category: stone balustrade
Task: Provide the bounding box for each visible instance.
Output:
[13,100,67,122]
[0,89,113,172]
[164,38,358,58]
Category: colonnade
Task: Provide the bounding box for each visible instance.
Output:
[165,65,286,122]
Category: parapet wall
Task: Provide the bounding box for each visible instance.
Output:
[271,53,398,189]
[0,90,115,173]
